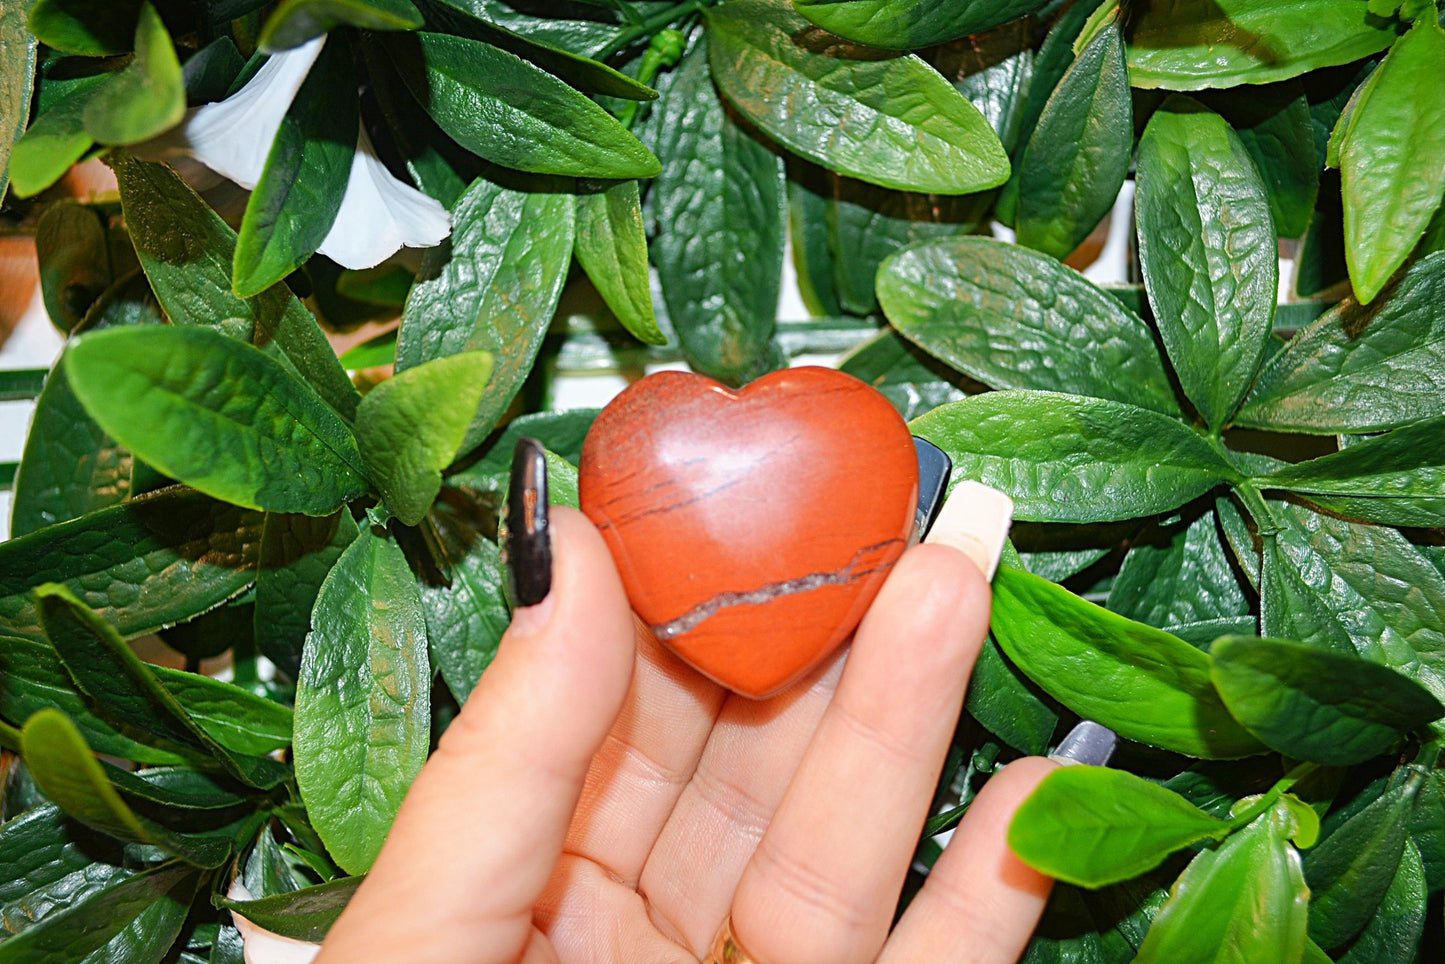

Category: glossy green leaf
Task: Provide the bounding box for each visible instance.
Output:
[0,488,262,645]
[787,169,843,317]
[1199,80,1318,238]
[1010,765,1232,887]
[836,328,968,422]
[420,527,508,706]
[26,0,137,56]
[706,0,1009,195]
[574,180,663,346]
[964,637,1057,756]
[7,72,104,198]
[0,1,35,204]
[149,665,293,757]
[1211,636,1444,766]
[255,510,359,681]
[233,35,357,298]
[1015,22,1131,261]
[388,31,658,179]
[295,528,429,875]
[80,4,184,146]
[261,0,422,51]
[1136,98,1277,428]
[1135,802,1310,964]
[1108,511,1250,636]
[1338,18,1445,304]
[1338,837,1427,963]
[0,803,127,938]
[651,38,784,385]
[879,237,1178,415]
[106,765,248,811]
[990,565,1265,758]
[65,326,369,516]
[1306,778,1418,949]
[213,876,362,942]
[791,0,1046,49]
[357,352,492,526]
[1121,0,1401,90]
[445,408,598,495]
[1239,252,1445,432]
[935,19,1033,156]
[1408,768,1445,890]
[910,392,1234,524]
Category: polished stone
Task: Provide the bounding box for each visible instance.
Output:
[579,367,919,698]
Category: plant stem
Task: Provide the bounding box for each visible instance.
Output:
[597,0,712,61]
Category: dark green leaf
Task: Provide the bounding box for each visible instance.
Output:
[0,368,46,400]
[1210,636,1444,766]
[65,326,369,516]
[1121,0,1400,90]
[0,804,127,937]
[387,32,659,178]
[936,19,1033,156]
[35,200,110,332]
[336,265,412,307]
[575,180,664,346]
[1306,777,1418,948]
[421,528,508,705]
[1108,512,1250,635]
[233,35,358,298]
[243,826,310,898]
[213,876,362,942]
[182,36,246,104]
[964,636,1057,756]
[1010,765,1232,887]
[878,236,1178,415]
[261,0,423,51]
[81,3,184,146]
[294,528,429,874]
[706,0,1009,194]
[26,0,138,56]
[911,392,1234,524]
[0,488,262,645]
[1338,838,1428,963]
[1198,80,1318,238]
[1408,768,1445,890]
[107,766,249,811]
[786,168,843,317]
[148,665,293,757]
[990,565,1265,758]
[7,72,105,198]
[652,38,784,385]
[255,509,360,681]
[1239,252,1445,433]
[1337,18,1445,304]
[1135,801,1309,963]
[836,328,969,422]
[1021,882,1138,963]
[446,408,598,495]
[1015,22,1132,261]
[791,0,1047,49]
[1136,98,1277,428]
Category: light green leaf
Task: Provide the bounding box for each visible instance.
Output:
[791,0,1048,49]
[7,70,106,199]
[261,0,423,51]
[574,180,663,346]
[0,0,36,201]
[149,664,294,757]
[295,528,429,875]
[1136,98,1277,428]
[80,3,184,146]
[255,509,360,681]
[1306,778,1418,949]
[420,530,508,706]
[706,0,1009,195]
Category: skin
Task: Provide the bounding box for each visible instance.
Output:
[318,507,1057,963]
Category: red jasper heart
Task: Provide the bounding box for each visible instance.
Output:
[578,367,918,699]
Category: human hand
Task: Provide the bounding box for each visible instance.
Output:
[315,445,1064,964]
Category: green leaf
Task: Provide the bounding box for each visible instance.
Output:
[910,392,1234,524]
[786,169,843,317]
[0,1,35,204]
[651,38,784,385]
[0,803,127,937]
[35,201,112,331]
[990,565,1265,758]
[420,526,509,706]
[106,766,248,811]
[964,636,1057,756]
[1262,416,1445,526]
[574,180,663,346]
[1306,777,1418,949]
[1338,837,1427,963]
[1136,98,1277,428]
[261,0,423,51]
[213,876,362,942]
[80,3,184,146]
[445,408,598,494]
[112,153,360,420]
[1107,511,1250,636]
[878,236,1179,415]
[934,18,1034,155]
[1338,18,1445,304]
[233,35,358,298]
[1210,636,1444,766]
[255,509,359,680]
[1010,765,1232,887]
[791,0,1047,49]
[357,351,492,526]
[1408,768,1445,890]
[1121,0,1401,90]
[387,31,658,179]
[0,858,195,964]
[294,528,429,875]
[148,665,293,757]
[65,326,369,516]
[1198,80,1318,239]
[26,0,138,56]
[1239,252,1445,433]
[397,174,573,452]
[0,488,262,645]
[1015,21,1132,261]
[7,72,105,198]
[836,328,968,422]
[705,0,1009,195]
[1135,801,1310,964]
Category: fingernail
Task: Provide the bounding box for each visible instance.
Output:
[503,437,552,613]
[912,437,952,543]
[1049,721,1118,767]
[923,480,1014,579]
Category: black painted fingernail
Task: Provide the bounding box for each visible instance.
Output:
[913,437,952,542]
[1049,721,1118,767]
[504,437,551,608]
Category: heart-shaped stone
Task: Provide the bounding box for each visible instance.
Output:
[578,367,918,698]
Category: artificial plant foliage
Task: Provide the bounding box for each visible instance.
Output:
[0,0,1442,960]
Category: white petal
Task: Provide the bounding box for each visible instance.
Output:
[225,881,324,964]
[316,126,452,270]
[174,36,326,190]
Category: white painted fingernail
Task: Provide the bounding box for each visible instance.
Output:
[1049,721,1118,767]
[923,480,1014,580]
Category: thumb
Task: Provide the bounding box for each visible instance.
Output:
[319,501,636,964]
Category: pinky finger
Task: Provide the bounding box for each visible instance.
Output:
[878,757,1058,964]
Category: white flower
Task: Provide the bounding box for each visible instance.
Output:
[145,36,450,269]
[226,881,324,964]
